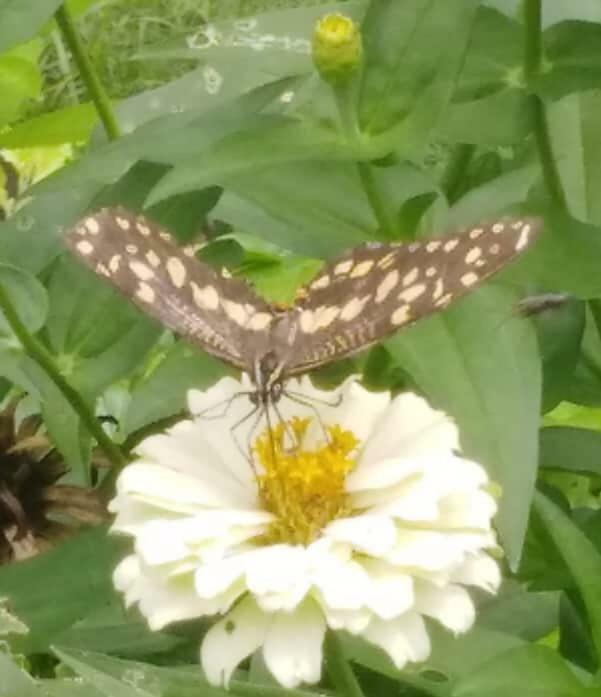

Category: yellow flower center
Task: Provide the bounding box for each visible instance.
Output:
[254,417,359,546]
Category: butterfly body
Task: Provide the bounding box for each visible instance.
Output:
[66,207,542,406]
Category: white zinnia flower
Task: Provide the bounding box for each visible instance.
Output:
[110,376,501,689]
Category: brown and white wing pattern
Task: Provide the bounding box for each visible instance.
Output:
[285,217,542,374]
[65,207,275,371]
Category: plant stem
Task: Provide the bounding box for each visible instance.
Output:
[0,284,127,474]
[333,83,396,238]
[440,143,476,204]
[356,162,397,238]
[523,0,568,211]
[325,631,365,697]
[54,3,121,142]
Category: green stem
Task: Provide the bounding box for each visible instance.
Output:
[332,83,396,238]
[325,631,365,697]
[523,0,568,211]
[356,162,397,238]
[54,3,121,142]
[440,144,476,205]
[0,284,127,476]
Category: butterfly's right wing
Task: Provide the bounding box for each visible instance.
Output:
[65,207,275,371]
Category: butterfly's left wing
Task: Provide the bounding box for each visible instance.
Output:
[65,207,276,371]
[285,217,542,374]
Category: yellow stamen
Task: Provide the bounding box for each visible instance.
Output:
[254,417,359,545]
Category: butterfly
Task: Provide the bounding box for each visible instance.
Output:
[66,207,541,407]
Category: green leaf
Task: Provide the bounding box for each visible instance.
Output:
[454,7,523,101]
[45,257,160,399]
[0,527,122,653]
[0,52,42,126]
[452,644,586,697]
[535,21,601,100]
[0,0,62,54]
[122,342,226,437]
[386,285,542,567]
[534,491,601,663]
[114,2,365,131]
[359,0,479,152]
[441,90,534,147]
[514,211,601,299]
[0,652,41,697]
[0,102,99,147]
[546,92,601,226]
[477,582,560,641]
[0,263,48,337]
[145,117,362,206]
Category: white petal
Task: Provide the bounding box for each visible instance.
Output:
[345,456,424,496]
[360,559,414,620]
[113,555,141,606]
[312,378,390,445]
[414,582,475,633]
[437,490,497,529]
[263,600,326,688]
[135,419,256,505]
[324,515,397,556]
[201,595,269,687]
[323,606,371,633]
[359,392,459,468]
[362,612,431,669]
[130,562,238,630]
[245,545,311,612]
[312,555,371,611]
[114,463,253,514]
[451,553,501,592]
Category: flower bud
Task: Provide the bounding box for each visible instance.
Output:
[312,13,363,85]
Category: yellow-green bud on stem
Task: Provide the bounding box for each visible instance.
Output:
[312,13,363,86]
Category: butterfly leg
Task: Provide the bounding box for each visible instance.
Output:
[195,391,255,420]
[282,390,336,446]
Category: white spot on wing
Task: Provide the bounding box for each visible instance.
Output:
[334,260,353,276]
[465,247,482,264]
[300,309,315,333]
[515,224,531,251]
[310,275,330,290]
[136,282,155,303]
[247,312,272,331]
[166,257,187,288]
[398,283,427,303]
[444,238,459,252]
[426,240,441,252]
[469,227,484,239]
[340,295,371,321]
[376,270,399,303]
[76,240,94,255]
[391,304,411,326]
[116,216,130,231]
[350,260,375,278]
[191,282,219,310]
[129,260,154,281]
[84,218,100,235]
[402,268,419,286]
[461,272,479,287]
[222,300,248,326]
[146,250,161,268]
[108,254,121,272]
